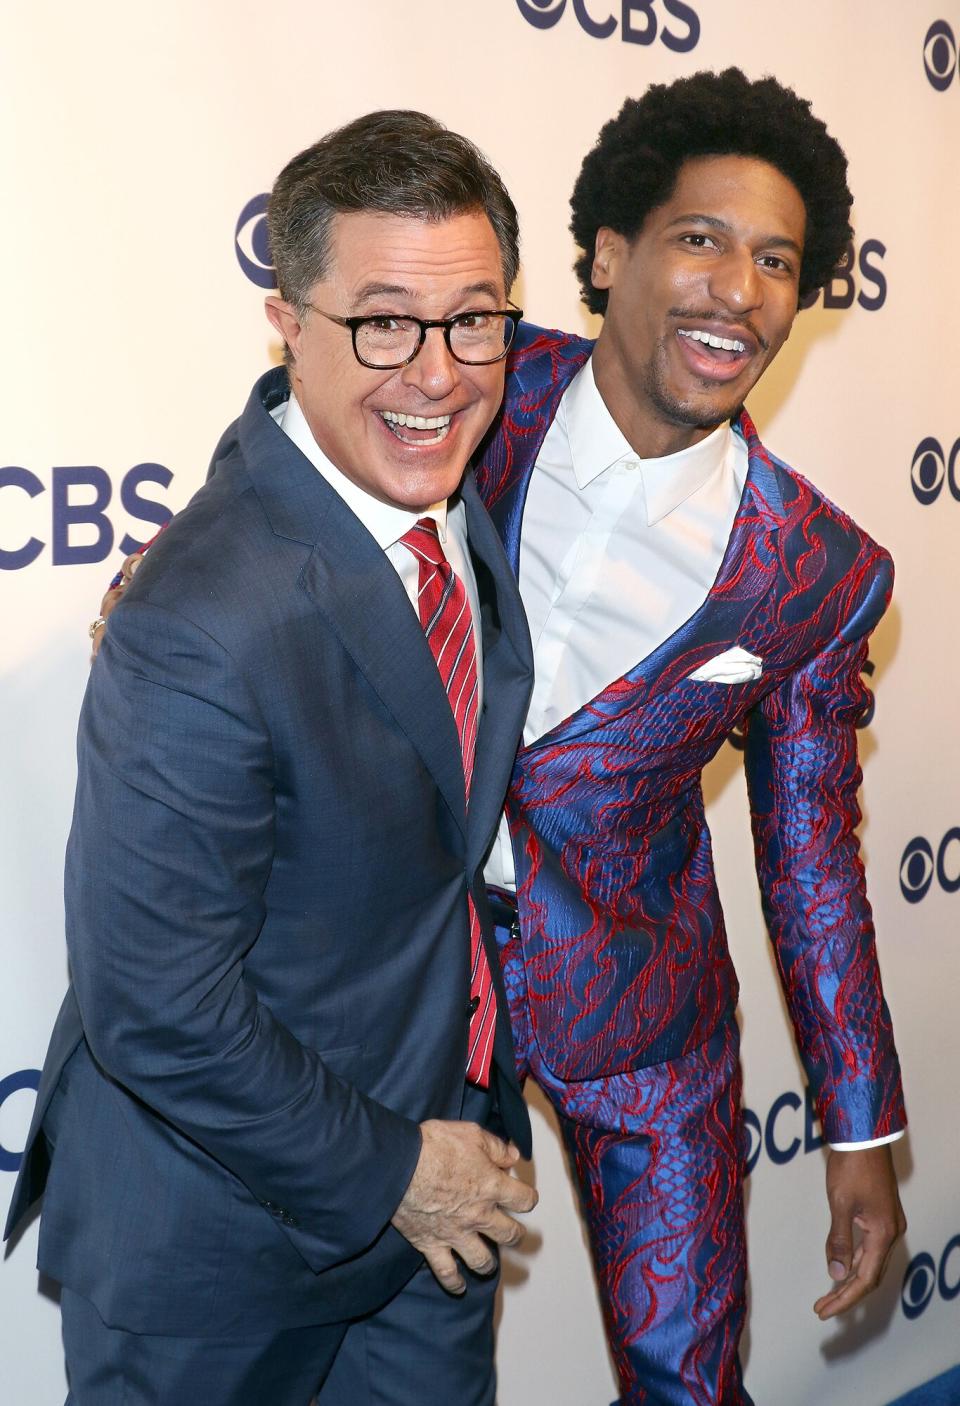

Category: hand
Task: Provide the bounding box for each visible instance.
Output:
[90,552,144,658]
[813,1144,906,1319]
[391,1119,538,1295]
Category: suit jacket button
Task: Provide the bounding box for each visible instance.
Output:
[510,920,521,939]
[467,995,480,1017]
[281,1213,299,1228]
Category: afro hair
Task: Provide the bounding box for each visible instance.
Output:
[570,68,853,314]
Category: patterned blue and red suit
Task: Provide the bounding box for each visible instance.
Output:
[476,324,906,1405]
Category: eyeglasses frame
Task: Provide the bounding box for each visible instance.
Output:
[305,303,524,369]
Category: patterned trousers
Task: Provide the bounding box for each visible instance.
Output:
[494,911,753,1406]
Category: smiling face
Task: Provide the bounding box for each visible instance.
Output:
[265,209,509,511]
[590,155,807,457]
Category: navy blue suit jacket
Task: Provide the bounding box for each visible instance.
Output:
[6,368,534,1335]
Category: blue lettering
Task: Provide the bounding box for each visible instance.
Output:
[857,239,887,312]
[52,465,114,566]
[119,463,174,556]
[621,0,656,44]
[765,1090,801,1165]
[0,467,44,570]
[660,0,699,51]
[574,0,617,38]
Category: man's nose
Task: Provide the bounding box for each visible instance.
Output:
[401,327,462,398]
[708,248,763,313]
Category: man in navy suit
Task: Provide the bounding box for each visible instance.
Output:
[5,111,536,1406]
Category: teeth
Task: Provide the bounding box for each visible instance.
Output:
[678,329,747,353]
[380,411,451,430]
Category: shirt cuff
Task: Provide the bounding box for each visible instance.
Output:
[827,1129,906,1152]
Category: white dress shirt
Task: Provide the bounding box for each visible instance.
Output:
[484,356,745,889]
[273,391,483,709]
[481,356,899,1152]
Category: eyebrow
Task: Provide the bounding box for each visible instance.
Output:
[665,212,803,257]
[351,280,505,308]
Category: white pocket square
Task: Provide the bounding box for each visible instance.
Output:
[687,646,762,685]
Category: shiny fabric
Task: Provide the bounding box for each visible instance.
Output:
[476,322,906,1401]
[477,323,905,1147]
[495,910,751,1406]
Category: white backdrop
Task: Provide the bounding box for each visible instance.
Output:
[2,3,958,1402]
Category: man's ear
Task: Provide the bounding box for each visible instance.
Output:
[591,227,625,292]
[265,296,304,361]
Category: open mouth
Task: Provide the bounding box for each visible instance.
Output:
[675,326,754,381]
[379,410,452,445]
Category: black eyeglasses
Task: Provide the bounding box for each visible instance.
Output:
[306,305,523,369]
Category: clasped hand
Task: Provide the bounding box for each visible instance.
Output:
[392,1120,538,1295]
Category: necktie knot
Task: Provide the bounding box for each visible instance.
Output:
[400,517,445,569]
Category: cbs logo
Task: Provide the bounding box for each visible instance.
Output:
[742,1085,824,1176]
[910,437,960,505]
[235,194,277,289]
[899,829,960,903]
[0,1070,40,1174]
[902,1235,960,1319]
[515,0,700,52]
[802,239,887,313]
[0,464,173,571]
[924,20,959,90]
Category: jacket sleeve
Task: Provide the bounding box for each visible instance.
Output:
[66,597,422,1274]
[743,551,906,1145]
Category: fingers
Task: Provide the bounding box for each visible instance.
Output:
[493,1169,538,1216]
[422,1246,466,1296]
[99,584,125,620]
[122,552,144,584]
[480,1130,520,1169]
[815,1214,903,1320]
[478,1207,526,1249]
[451,1234,499,1278]
[825,1214,854,1282]
[91,553,145,658]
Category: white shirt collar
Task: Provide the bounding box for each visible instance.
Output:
[274,390,448,547]
[564,355,733,527]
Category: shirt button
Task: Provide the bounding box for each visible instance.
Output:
[467,995,480,1017]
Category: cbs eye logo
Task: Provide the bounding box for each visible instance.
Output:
[235,194,277,289]
[0,1069,40,1174]
[899,828,960,903]
[902,1235,960,1319]
[910,436,960,505]
[516,0,567,27]
[924,20,958,90]
[515,0,700,52]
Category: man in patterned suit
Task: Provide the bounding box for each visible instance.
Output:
[478,70,905,1404]
[95,72,905,1405]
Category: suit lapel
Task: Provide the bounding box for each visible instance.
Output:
[461,475,533,873]
[520,411,787,749]
[478,329,592,576]
[240,368,468,837]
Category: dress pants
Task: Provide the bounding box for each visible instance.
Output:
[59,1082,499,1406]
[493,901,753,1406]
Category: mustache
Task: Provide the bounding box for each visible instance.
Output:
[668,307,769,352]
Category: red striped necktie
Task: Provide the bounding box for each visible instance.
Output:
[400,517,496,1088]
